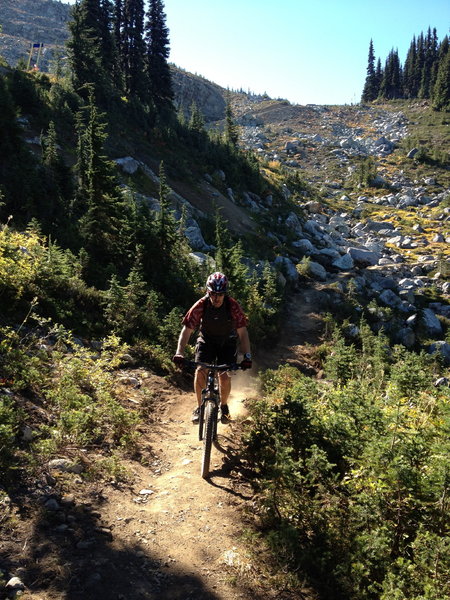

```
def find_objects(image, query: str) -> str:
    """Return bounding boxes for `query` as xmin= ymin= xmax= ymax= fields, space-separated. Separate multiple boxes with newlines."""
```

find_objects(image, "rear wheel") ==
xmin=201 ymin=402 xmax=217 ymax=478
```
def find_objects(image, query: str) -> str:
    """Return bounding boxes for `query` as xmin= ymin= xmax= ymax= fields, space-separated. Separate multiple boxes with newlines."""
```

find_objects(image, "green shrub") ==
xmin=245 ymin=328 xmax=450 ymax=599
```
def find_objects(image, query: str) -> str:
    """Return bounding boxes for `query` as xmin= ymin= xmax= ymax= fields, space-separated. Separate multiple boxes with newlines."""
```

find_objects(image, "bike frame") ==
xmin=187 ymin=361 xmax=239 ymax=478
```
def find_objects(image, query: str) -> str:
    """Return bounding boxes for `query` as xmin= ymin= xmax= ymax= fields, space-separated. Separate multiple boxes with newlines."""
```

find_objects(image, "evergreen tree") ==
xmin=66 ymin=0 xmax=114 ymax=103
xmin=403 ymin=36 xmax=417 ymax=98
xmin=152 ymin=162 xmax=198 ymax=304
xmin=155 ymin=161 xmax=178 ymax=253
xmin=76 ymin=91 xmax=132 ymax=284
xmin=374 ymin=58 xmax=383 ymax=96
xmin=144 ymin=0 xmax=174 ymax=112
xmin=413 ymin=33 xmax=426 ymax=98
xmin=119 ymin=0 xmax=146 ymax=98
xmin=225 ymin=96 xmax=239 ymax=147
xmin=432 ymin=40 xmax=450 ymax=111
xmin=40 ymin=121 xmax=73 ymax=233
xmin=214 ymin=208 xmax=233 ymax=276
xmin=112 ymin=0 xmax=124 ymax=88
xmin=99 ymin=0 xmax=117 ymax=78
xmin=379 ymin=49 xmax=403 ymax=99
xmin=361 ymin=40 xmax=378 ymax=102
xmin=189 ymin=101 xmax=205 ymax=133
xmin=419 ymin=27 xmax=439 ymax=98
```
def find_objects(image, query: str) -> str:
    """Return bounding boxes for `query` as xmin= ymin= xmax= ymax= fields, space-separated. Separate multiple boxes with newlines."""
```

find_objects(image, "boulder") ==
xmin=363 ymin=220 xmax=395 ymax=233
xmin=397 ymin=327 xmax=415 ymax=348
xmin=347 ymin=247 xmax=380 ymax=266
xmin=332 ymin=253 xmax=354 ymax=271
xmin=189 ymin=252 xmax=214 ymax=267
xmin=428 ymin=341 xmax=450 ymax=365
xmin=422 ymin=308 xmax=443 ymax=338
xmin=273 ymin=256 xmax=299 ymax=282
xmin=48 ymin=459 xmax=83 ymax=474
xmin=285 ymin=212 xmax=303 ymax=236
xmin=285 ymin=141 xmax=298 ymax=152
xmin=184 ymin=225 xmax=213 ymax=251
xmin=379 ymin=289 xmax=404 ymax=310
xmin=308 ymin=261 xmax=328 ymax=281
xmin=292 ymin=238 xmax=316 ymax=255
xmin=407 ymin=147 xmax=419 ymax=158
xmin=115 ymin=156 xmax=140 ymax=174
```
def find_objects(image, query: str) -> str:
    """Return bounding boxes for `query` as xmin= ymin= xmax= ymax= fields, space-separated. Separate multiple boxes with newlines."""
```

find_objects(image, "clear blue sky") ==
xmin=65 ymin=0 xmax=450 ymax=105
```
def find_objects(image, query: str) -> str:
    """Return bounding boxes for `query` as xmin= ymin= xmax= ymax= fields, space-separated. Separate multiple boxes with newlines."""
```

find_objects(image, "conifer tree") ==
xmin=189 ymin=101 xmax=205 ymax=133
xmin=152 ymin=162 xmax=198 ymax=304
xmin=144 ymin=0 xmax=174 ymax=112
xmin=374 ymin=58 xmax=383 ymax=97
xmin=379 ymin=49 xmax=403 ymax=99
xmin=403 ymin=36 xmax=417 ymax=98
xmin=119 ymin=0 xmax=146 ymax=98
xmin=76 ymin=91 xmax=132 ymax=284
xmin=99 ymin=0 xmax=117 ymax=78
xmin=67 ymin=0 xmax=114 ymax=102
xmin=419 ymin=27 xmax=439 ymax=98
xmin=225 ymin=96 xmax=239 ymax=148
xmin=361 ymin=40 xmax=378 ymax=102
xmin=432 ymin=39 xmax=450 ymax=111
xmin=41 ymin=121 xmax=73 ymax=232
xmin=155 ymin=161 xmax=178 ymax=252
xmin=413 ymin=33 xmax=426 ymax=98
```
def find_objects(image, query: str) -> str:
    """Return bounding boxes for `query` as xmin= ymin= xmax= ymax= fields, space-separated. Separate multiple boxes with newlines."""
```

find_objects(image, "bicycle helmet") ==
xmin=206 ymin=272 xmax=228 ymax=293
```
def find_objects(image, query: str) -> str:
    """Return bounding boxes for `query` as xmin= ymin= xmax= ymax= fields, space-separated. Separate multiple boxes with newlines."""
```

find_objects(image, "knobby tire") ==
xmin=201 ymin=402 xmax=217 ymax=478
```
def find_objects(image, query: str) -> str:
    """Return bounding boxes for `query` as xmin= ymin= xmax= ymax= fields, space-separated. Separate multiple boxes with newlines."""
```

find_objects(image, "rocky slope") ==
xmin=0 ymin=0 xmax=71 ymax=70
xmin=0 ymin=0 xmax=226 ymax=121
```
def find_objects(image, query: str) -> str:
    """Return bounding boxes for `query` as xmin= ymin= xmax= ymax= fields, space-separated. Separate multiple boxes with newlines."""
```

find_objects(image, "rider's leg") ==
xmin=194 ymin=367 xmax=207 ymax=406
xmin=218 ymin=372 xmax=231 ymax=406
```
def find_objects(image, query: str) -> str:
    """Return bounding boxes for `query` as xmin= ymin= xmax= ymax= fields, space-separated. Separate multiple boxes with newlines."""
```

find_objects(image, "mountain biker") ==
xmin=173 ymin=272 xmax=252 ymax=423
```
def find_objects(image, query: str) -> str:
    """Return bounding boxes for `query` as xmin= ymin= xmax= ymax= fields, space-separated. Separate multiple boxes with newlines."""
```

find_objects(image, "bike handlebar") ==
xmin=183 ymin=360 xmax=241 ymax=371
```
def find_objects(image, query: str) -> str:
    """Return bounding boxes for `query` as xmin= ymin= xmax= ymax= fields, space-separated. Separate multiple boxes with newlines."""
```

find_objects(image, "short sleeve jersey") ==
xmin=182 ymin=295 xmax=248 ymax=332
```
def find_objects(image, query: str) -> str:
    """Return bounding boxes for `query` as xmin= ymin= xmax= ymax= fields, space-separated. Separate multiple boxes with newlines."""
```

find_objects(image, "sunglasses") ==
xmin=209 ymin=292 xmax=225 ymax=297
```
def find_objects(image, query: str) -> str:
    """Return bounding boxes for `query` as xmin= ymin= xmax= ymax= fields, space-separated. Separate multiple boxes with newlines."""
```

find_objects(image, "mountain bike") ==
xmin=188 ymin=361 xmax=240 ymax=478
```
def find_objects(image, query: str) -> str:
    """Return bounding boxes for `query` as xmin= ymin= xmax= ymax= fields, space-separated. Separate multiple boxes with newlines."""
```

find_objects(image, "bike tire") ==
xmin=198 ymin=403 xmax=205 ymax=441
xmin=201 ymin=402 xmax=217 ymax=478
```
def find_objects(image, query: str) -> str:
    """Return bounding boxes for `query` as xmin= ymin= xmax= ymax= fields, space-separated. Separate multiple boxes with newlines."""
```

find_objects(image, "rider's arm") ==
xmin=237 ymin=326 xmax=251 ymax=356
xmin=175 ymin=325 xmax=193 ymax=356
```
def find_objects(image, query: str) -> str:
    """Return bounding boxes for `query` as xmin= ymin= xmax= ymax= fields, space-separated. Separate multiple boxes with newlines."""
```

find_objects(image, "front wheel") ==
xmin=201 ymin=402 xmax=217 ymax=478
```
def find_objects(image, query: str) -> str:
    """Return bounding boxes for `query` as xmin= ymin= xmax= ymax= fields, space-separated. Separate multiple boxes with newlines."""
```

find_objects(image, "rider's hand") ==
xmin=173 ymin=354 xmax=185 ymax=368
xmin=240 ymin=358 xmax=252 ymax=371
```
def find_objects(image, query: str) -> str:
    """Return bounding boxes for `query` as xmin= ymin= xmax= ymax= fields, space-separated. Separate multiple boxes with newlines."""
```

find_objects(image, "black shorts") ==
xmin=195 ymin=335 xmax=237 ymax=366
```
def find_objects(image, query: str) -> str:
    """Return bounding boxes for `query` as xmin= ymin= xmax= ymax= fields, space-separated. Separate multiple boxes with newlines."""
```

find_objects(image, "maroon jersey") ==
xmin=182 ymin=295 xmax=248 ymax=336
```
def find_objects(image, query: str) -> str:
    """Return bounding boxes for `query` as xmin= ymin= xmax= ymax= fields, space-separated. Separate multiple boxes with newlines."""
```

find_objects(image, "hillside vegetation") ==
xmin=1 ymin=3 xmax=450 ymax=599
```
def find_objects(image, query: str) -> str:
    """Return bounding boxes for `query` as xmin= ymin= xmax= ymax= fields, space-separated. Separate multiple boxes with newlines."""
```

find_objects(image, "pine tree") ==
xmin=189 ymin=101 xmax=205 ymax=133
xmin=379 ymin=49 xmax=403 ymax=99
xmin=419 ymin=27 xmax=439 ymax=98
xmin=214 ymin=208 xmax=233 ymax=276
xmin=155 ymin=161 xmax=178 ymax=252
xmin=119 ymin=0 xmax=146 ymax=98
xmin=225 ymin=96 xmax=239 ymax=147
xmin=99 ymin=0 xmax=117 ymax=78
xmin=375 ymin=58 xmax=383 ymax=97
xmin=67 ymin=0 xmax=113 ymax=103
xmin=41 ymin=121 xmax=73 ymax=231
xmin=403 ymin=36 xmax=417 ymax=98
xmin=76 ymin=91 xmax=132 ymax=284
xmin=144 ymin=0 xmax=174 ymax=112
xmin=361 ymin=40 xmax=378 ymax=102
xmin=413 ymin=33 xmax=426 ymax=98
xmin=432 ymin=40 xmax=450 ymax=111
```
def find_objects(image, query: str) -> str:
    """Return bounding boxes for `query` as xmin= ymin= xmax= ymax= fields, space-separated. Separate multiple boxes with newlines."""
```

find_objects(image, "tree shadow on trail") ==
xmin=1 ymin=483 xmax=223 ymax=600
xmin=204 ymin=433 xmax=255 ymax=499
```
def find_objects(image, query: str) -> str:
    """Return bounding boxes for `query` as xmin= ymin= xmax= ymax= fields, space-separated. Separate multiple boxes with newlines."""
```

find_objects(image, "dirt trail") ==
xmin=97 ymin=372 xmax=263 ymax=600
xmin=2 ymin=286 xmax=323 ymax=600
